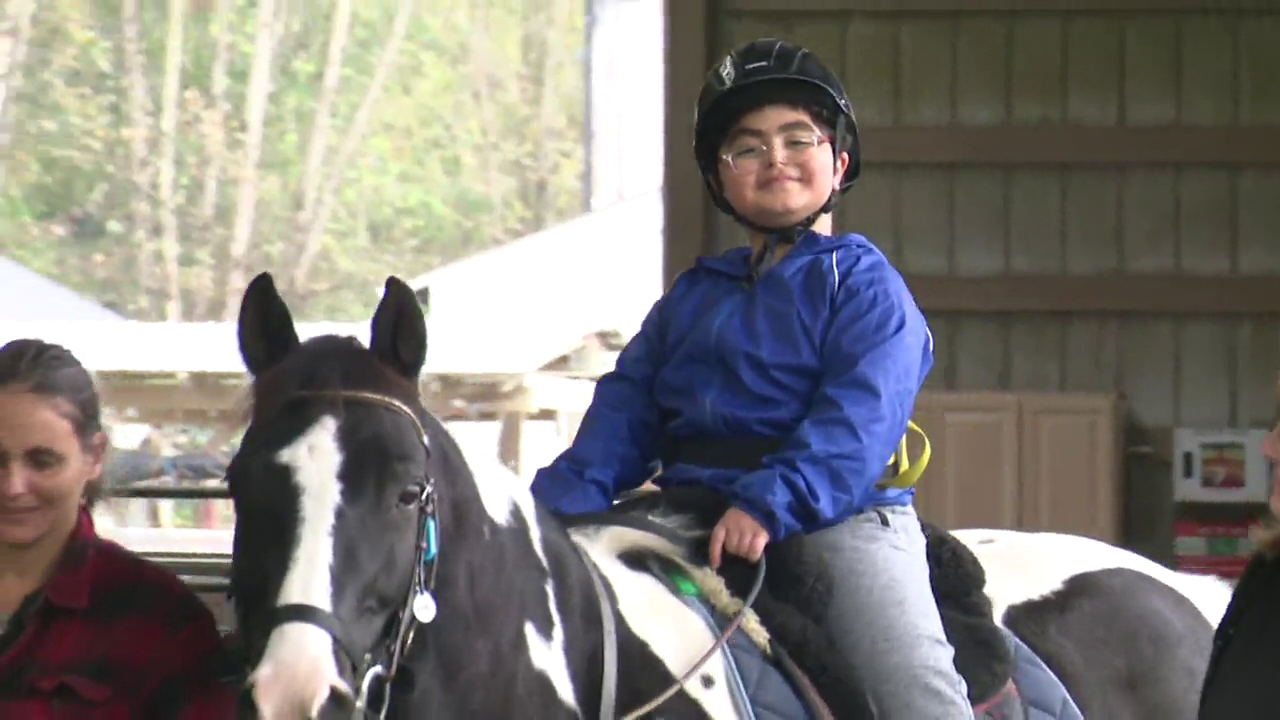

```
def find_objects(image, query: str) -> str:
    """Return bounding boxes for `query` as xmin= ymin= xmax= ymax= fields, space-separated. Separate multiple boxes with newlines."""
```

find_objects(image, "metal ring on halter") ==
xmin=356 ymin=664 xmax=388 ymax=717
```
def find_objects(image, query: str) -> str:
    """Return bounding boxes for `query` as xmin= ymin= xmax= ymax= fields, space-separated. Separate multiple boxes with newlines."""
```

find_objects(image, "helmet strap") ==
xmin=716 ymin=132 xmax=847 ymax=286
xmin=733 ymin=188 xmax=839 ymax=243
xmin=834 ymin=114 xmax=850 ymax=153
xmin=733 ymin=188 xmax=842 ymax=286
xmin=746 ymin=233 xmax=783 ymax=283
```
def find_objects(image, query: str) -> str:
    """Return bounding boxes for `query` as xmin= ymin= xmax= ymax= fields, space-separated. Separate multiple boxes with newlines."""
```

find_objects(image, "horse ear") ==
xmin=369 ymin=275 xmax=427 ymax=381
xmin=237 ymin=272 xmax=301 ymax=377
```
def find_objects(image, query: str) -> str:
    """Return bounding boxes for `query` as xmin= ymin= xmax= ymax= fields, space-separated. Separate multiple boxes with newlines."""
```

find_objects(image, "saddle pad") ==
xmin=1002 ymin=627 xmax=1084 ymax=720
xmin=680 ymin=594 xmax=814 ymax=720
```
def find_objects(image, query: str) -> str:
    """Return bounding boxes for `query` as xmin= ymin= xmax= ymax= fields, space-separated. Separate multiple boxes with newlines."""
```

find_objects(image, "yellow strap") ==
xmin=878 ymin=420 xmax=930 ymax=490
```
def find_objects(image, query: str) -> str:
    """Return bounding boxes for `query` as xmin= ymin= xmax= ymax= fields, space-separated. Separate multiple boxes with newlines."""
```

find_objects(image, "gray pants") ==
xmin=805 ymin=504 xmax=974 ymax=719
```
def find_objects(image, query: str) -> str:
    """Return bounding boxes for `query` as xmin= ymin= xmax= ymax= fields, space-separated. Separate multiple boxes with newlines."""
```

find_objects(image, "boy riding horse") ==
xmin=531 ymin=38 xmax=972 ymax=719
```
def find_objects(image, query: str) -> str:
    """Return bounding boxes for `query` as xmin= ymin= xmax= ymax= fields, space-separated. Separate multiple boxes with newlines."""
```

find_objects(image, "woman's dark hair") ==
xmin=0 ymin=339 xmax=106 ymax=506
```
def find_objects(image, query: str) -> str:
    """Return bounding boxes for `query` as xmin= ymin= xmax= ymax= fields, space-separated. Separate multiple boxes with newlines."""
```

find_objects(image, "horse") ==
xmin=225 ymin=270 xmax=1231 ymax=719
xmin=946 ymin=528 xmax=1232 ymax=719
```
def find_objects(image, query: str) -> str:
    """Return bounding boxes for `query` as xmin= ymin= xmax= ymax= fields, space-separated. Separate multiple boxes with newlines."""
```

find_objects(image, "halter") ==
xmin=260 ymin=389 xmax=439 ymax=720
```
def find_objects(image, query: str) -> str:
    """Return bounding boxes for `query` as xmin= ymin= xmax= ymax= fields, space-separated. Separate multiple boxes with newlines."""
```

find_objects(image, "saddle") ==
xmin=601 ymin=485 xmax=1025 ymax=720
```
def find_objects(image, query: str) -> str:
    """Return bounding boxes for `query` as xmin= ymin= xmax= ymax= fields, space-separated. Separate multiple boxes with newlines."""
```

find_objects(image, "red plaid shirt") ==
xmin=0 ymin=510 xmax=237 ymax=718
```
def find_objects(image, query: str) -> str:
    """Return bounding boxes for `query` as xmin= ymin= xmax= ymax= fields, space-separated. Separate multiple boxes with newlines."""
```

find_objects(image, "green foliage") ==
xmin=0 ymin=0 xmax=586 ymax=320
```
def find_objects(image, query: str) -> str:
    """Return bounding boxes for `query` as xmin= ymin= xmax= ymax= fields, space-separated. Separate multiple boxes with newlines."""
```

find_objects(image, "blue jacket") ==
xmin=530 ymin=231 xmax=934 ymax=539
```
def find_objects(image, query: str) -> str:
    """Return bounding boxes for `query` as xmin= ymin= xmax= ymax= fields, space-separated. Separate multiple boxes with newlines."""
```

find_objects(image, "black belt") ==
xmin=658 ymin=435 xmax=899 ymax=480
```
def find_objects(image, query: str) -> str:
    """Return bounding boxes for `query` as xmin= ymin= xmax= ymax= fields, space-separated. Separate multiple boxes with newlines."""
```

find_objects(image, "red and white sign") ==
xmin=1173 ymin=519 xmax=1261 ymax=579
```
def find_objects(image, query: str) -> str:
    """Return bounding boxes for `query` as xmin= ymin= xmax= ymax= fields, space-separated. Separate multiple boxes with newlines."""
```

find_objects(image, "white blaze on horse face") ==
xmin=249 ymin=415 xmax=350 ymax=720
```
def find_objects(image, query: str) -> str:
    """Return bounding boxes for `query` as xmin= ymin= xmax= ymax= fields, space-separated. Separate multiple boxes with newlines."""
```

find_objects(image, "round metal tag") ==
xmin=412 ymin=591 xmax=438 ymax=624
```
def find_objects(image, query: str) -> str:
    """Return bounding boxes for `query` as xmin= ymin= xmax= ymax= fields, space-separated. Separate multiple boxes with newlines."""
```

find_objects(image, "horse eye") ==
xmin=397 ymin=484 xmax=423 ymax=508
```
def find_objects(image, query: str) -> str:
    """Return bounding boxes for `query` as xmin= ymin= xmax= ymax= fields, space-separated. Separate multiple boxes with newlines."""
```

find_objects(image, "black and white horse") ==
xmin=947 ymin=528 xmax=1232 ymax=719
xmin=225 ymin=270 xmax=1232 ymax=720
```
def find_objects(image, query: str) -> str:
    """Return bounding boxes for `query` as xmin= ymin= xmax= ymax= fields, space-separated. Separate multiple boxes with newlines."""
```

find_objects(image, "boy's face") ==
xmin=716 ymin=104 xmax=848 ymax=230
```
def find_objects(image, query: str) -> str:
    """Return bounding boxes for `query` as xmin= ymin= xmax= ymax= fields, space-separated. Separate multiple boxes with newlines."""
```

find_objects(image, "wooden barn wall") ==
xmin=709 ymin=10 xmax=1280 ymax=430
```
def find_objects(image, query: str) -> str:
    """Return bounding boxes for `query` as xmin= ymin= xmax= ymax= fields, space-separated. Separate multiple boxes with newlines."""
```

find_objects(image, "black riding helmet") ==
xmin=694 ymin=38 xmax=861 ymax=240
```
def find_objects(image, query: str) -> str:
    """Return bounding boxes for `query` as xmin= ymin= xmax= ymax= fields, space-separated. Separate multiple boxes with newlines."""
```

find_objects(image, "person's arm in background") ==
xmin=530 ymin=291 xmax=672 ymax=514
xmin=727 ymin=270 xmax=933 ymax=540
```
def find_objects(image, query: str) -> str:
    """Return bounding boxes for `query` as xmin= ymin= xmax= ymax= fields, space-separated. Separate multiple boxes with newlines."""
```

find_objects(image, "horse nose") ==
xmin=244 ymin=673 xmax=352 ymax=720
xmin=238 ymin=686 xmax=352 ymax=720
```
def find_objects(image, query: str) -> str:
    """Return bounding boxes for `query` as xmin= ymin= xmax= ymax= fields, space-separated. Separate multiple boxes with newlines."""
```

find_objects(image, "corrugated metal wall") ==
xmin=710 ymin=10 xmax=1280 ymax=429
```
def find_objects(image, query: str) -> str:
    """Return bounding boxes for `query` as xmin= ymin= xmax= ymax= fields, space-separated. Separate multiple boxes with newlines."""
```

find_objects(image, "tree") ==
xmin=0 ymin=0 xmax=36 ymax=189
xmin=0 ymin=0 xmax=585 ymax=321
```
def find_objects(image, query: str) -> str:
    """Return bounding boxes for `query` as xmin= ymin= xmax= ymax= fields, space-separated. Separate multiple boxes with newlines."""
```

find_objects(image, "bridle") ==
xmin=256 ymin=389 xmax=440 ymax=719
xmin=248 ymin=388 xmax=765 ymax=720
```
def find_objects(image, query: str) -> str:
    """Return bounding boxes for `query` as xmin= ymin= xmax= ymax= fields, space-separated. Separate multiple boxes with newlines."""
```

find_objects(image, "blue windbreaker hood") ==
xmin=531 ymin=230 xmax=933 ymax=539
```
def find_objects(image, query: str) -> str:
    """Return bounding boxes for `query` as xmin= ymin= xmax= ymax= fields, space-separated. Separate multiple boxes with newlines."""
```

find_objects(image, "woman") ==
xmin=532 ymin=39 xmax=972 ymax=719
xmin=1198 ymin=415 xmax=1280 ymax=719
xmin=0 ymin=338 xmax=235 ymax=718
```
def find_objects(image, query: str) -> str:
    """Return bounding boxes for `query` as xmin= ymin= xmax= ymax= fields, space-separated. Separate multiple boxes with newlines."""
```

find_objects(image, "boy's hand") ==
xmin=708 ymin=507 xmax=769 ymax=569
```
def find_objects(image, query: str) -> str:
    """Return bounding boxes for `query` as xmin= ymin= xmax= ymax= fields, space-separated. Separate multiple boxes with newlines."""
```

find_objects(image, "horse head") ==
xmin=226 ymin=272 xmax=756 ymax=720
xmin=228 ymin=271 xmax=466 ymax=719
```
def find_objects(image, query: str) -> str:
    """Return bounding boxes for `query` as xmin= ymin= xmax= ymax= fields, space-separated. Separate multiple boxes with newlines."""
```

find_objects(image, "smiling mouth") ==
xmin=759 ymin=177 xmax=799 ymax=189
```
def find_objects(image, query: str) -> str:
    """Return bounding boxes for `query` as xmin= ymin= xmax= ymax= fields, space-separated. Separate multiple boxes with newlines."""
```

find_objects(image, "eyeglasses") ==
xmin=720 ymin=133 xmax=830 ymax=174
